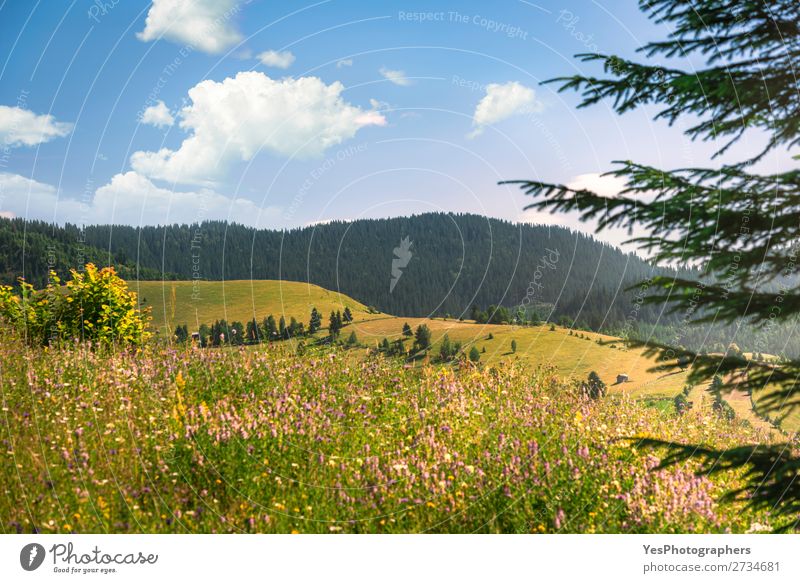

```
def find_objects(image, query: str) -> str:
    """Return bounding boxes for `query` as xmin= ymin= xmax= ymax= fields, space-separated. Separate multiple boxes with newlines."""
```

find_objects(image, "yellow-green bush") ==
xmin=0 ymin=263 xmax=149 ymax=347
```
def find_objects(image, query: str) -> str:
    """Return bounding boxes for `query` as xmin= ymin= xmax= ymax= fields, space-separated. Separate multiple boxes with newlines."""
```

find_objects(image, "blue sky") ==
xmin=0 ymin=0 xmax=793 ymax=243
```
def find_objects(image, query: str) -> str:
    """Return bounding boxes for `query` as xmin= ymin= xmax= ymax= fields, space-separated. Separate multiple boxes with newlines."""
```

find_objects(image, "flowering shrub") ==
xmin=0 ymin=337 xmax=780 ymax=533
xmin=0 ymin=264 xmax=149 ymax=347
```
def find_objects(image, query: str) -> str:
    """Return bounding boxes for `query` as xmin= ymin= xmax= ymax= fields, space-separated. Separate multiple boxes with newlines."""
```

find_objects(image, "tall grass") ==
xmin=0 ymin=335 xmax=776 ymax=533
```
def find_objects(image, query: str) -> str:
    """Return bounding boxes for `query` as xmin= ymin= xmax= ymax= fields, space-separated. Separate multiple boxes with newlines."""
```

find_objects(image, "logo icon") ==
xmin=20 ymin=543 xmax=46 ymax=571
xmin=390 ymin=236 xmax=413 ymax=293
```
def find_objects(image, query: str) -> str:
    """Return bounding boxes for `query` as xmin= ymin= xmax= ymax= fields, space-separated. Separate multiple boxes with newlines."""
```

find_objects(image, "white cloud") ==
xmin=257 ymin=49 xmax=295 ymax=69
xmin=0 ymin=172 xmax=82 ymax=223
xmin=140 ymin=101 xmax=175 ymax=128
xmin=379 ymin=67 xmax=412 ymax=86
xmin=566 ymin=172 xmax=628 ymax=198
xmin=469 ymin=81 xmax=542 ymax=137
xmin=0 ymin=171 xmax=281 ymax=227
xmin=0 ymin=106 xmax=73 ymax=147
xmin=137 ymin=0 xmax=243 ymax=54
xmin=336 ymin=58 xmax=353 ymax=68
xmin=518 ymin=172 xmax=639 ymax=250
xmin=130 ymin=71 xmax=387 ymax=185
xmin=93 ymin=171 xmax=280 ymax=226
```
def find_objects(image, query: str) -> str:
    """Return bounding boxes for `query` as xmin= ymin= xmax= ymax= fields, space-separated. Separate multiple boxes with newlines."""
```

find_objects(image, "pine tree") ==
xmin=343 ymin=307 xmax=353 ymax=323
xmin=198 ymin=323 xmax=210 ymax=348
xmin=230 ymin=321 xmax=244 ymax=345
xmin=288 ymin=317 xmax=302 ymax=338
xmin=329 ymin=310 xmax=341 ymax=339
xmin=174 ymin=324 xmax=188 ymax=344
xmin=264 ymin=315 xmax=277 ymax=340
xmin=504 ymin=0 xmax=800 ymax=528
xmin=309 ymin=307 xmax=322 ymax=334
xmin=246 ymin=318 xmax=260 ymax=343
xmin=414 ymin=324 xmax=432 ymax=351
xmin=468 ymin=346 xmax=480 ymax=363
xmin=279 ymin=316 xmax=287 ymax=340
xmin=439 ymin=334 xmax=452 ymax=361
xmin=402 ymin=322 xmax=413 ymax=337
xmin=511 ymin=339 xmax=517 ymax=353
xmin=584 ymin=371 xmax=606 ymax=400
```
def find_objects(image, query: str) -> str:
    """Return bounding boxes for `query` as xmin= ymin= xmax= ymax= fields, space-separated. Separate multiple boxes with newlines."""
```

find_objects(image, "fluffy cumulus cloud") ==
xmin=257 ymin=50 xmax=295 ymax=69
xmin=0 ymin=172 xmax=66 ymax=221
xmin=379 ymin=67 xmax=412 ymax=86
xmin=0 ymin=171 xmax=280 ymax=227
xmin=137 ymin=0 xmax=243 ymax=54
xmin=469 ymin=81 xmax=542 ymax=137
xmin=92 ymin=171 xmax=280 ymax=225
xmin=0 ymin=106 xmax=73 ymax=147
xmin=140 ymin=100 xmax=175 ymax=128
xmin=130 ymin=71 xmax=386 ymax=185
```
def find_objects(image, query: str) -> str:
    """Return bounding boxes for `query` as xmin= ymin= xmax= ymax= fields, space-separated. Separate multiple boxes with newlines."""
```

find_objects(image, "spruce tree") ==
xmin=329 ymin=310 xmax=341 ymax=339
xmin=264 ymin=315 xmax=277 ymax=340
xmin=198 ymin=323 xmax=210 ymax=348
xmin=230 ymin=321 xmax=244 ymax=345
xmin=246 ymin=318 xmax=260 ymax=343
xmin=505 ymin=0 xmax=800 ymax=528
xmin=414 ymin=324 xmax=432 ymax=351
xmin=309 ymin=307 xmax=322 ymax=334
xmin=439 ymin=334 xmax=453 ymax=361
xmin=173 ymin=324 xmax=188 ymax=344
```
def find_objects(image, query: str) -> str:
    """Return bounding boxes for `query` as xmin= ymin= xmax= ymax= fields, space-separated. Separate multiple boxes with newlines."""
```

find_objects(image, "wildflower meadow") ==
xmin=0 ymin=334 xmax=778 ymax=534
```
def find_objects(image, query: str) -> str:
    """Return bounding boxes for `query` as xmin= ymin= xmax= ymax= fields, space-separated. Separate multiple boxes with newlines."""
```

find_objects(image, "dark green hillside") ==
xmin=0 ymin=218 xmax=169 ymax=286
xmin=8 ymin=213 xmax=674 ymax=324
xmin=1 ymin=213 xmax=795 ymax=356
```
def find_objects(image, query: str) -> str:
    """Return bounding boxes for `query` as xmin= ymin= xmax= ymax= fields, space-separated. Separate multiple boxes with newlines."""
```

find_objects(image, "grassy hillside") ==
xmin=136 ymin=279 xmax=383 ymax=336
xmin=752 ymin=384 xmax=800 ymax=433
xmin=139 ymin=279 xmax=690 ymax=399
xmin=350 ymin=317 xmax=691 ymax=398
xmin=141 ymin=279 xmax=800 ymax=432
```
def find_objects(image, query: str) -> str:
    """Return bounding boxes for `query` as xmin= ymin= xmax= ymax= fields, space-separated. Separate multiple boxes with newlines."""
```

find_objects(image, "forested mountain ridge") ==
xmin=3 ymin=213 xmax=796 ymax=356
xmin=0 ymin=213 xmax=673 ymax=324
xmin=0 ymin=218 xmax=171 ymax=286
